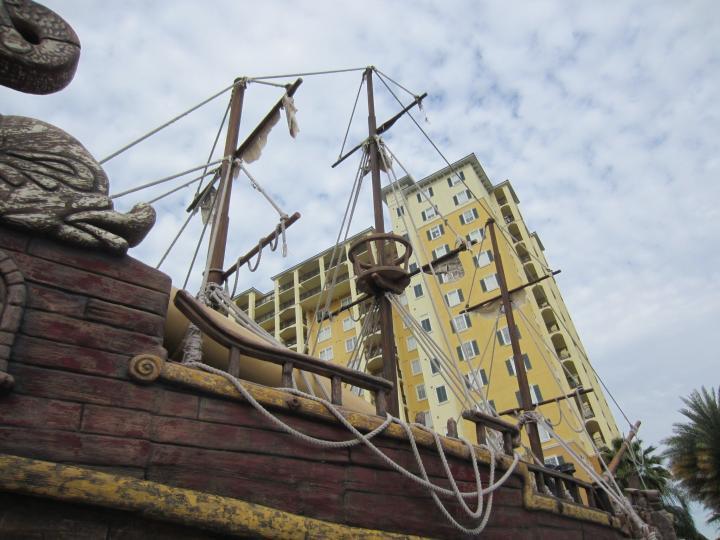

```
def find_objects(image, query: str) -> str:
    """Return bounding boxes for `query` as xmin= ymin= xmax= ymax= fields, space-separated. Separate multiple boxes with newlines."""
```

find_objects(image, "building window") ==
xmin=319 ymin=347 xmax=333 ymax=361
xmin=497 ymin=326 xmax=520 ymax=346
xmin=457 ymin=340 xmax=479 ymax=361
xmin=452 ymin=313 xmax=472 ymax=332
xmin=407 ymin=336 xmax=418 ymax=351
xmin=459 ymin=208 xmax=479 ymax=225
xmin=505 ymin=354 xmax=532 ymax=376
xmin=436 ymin=385 xmax=449 ymax=403
xmin=453 ymin=189 xmax=472 ymax=206
xmin=411 ymin=359 xmax=422 ymax=375
xmin=422 ymin=411 xmax=434 ymax=428
xmin=447 ymin=170 xmax=465 ymax=186
xmin=465 ymin=368 xmax=488 ymax=391
xmin=445 ymin=288 xmax=464 ymax=307
xmin=430 ymin=357 xmax=441 ymax=374
xmin=420 ymin=317 xmax=432 ymax=332
xmin=409 ymin=262 xmax=418 ymax=273
xmin=531 ymin=384 xmax=543 ymax=404
xmin=416 ymin=384 xmax=427 ymax=401
xmin=318 ymin=325 xmax=331 ymax=342
xmin=467 ymin=228 xmax=484 ymax=245
xmin=342 ymin=317 xmax=353 ymax=331
xmin=474 ymin=250 xmax=493 ymax=268
xmin=480 ymin=274 xmax=499 ymax=292
xmin=538 ymin=422 xmax=552 ymax=442
xmin=413 ymin=284 xmax=423 ymax=298
xmin=545 ymin=455 xmax=566 ymax=467
xmin=416 ymin=187 xmax=434 ymax=202
xmin=427 ymin=224 xmax=444 ymax=240
xmin=432 ymin=244 xmax=449 ymax=259
xmin=421 ymin=207 xmax=437 ymax=221
xmin=399 ymin=293 xmax=408 ymax=305
xmin=395 ymin=206 xmax=405 ymax=217
xmin=316 ymin=309 xmax=329 ymax=323
xmin=345 ymin=337 xmax=357 ymax=352
xmin=340 ymin=296 xmax=352 ymax=307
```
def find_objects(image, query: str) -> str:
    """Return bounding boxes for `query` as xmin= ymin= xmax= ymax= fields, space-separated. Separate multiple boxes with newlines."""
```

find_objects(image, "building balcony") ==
xmin=278 ymin=280 xmax=294 ymax=293
xmin=256 ymin=311 xmax=275 ymax=324
xmin=581 ymin=402 xmax=595 ymax=420
xmin=299 ymin=285 xmax=322 ymax=302
xmin=299 ymin=267 xmax=321 ymax=283
xmin=278 ymin=299 xmax=295 ymax=314
xmin=366 ymin=348 xmax=383 ymax=375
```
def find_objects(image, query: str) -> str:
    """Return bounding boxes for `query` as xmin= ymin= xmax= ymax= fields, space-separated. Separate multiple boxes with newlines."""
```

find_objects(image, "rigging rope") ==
xmin=110 ymin=158 xmax=226 ymax=199
xmin=99 ymin=80 xmax=242 ymax=164
xmin=248 ymin=67 xmax=367 ymax=81
xmin=337 ymin=71 xmax=366 ymax=160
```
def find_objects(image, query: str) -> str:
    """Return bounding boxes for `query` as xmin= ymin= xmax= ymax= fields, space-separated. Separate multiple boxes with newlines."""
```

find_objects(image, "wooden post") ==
xmin=365 ymin=67 xmax=399 ymax=417
xmin=205 ymin=79 xmax=246 ymax=286
xmin=487 ymin=219 xmax=544 ymax=463
xmin=605 ymin=421 xmax=641 ymax=478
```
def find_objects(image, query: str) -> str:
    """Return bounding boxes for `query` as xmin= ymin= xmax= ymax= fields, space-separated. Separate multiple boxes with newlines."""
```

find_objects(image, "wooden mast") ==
xmin=205 ymin=78 xmax=247 ymax=286
xmin=365 ymin=67 xmax=400 ymax=417
xmin=487 ymin=218 xmax=545 ymax=463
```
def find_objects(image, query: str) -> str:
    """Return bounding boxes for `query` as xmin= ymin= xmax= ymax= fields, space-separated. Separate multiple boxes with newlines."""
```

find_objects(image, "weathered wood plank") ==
xmin=20 ymin=309 xmax=165 ymax=357
xmin=0 ymin=228 xmax=30 ymax=253
xmin=11 ymin=334 xmax=129 ymax=377
xmin=26 ymin=283 xmax=87 ymax=318
xmin=10 ymin=251 xmax=168 ymax=316
xmin=155 ymin=390 xmax=199 ymax=419
xmin=0 ymin=394 xmax=82 ymax=430
xmin=81 ymin=404 xmax=151 ymax=439
xmin=10 ymin=364 xmax=158 ymax=412
xmin=85 ymin=297 xmax=165 ymax=336
xmin=28 ymin=237 xmax=171 ymax=294
xmin=151 ymin=416 xmax=349 ymax=464
xmin=0 ymin=427 xmax=150 ymax=466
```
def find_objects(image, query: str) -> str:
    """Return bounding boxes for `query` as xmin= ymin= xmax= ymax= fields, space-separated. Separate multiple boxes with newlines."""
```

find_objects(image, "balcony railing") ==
xmin=256 ymin=312 xmax=275 ymax=324
xmin=256 ymin=295 xmax=273 ymax=307
xmin=300 ymin=286 xmax=321 ymax=301
xmin=279 ymin=318 xmax=296 ymax=331
xmin=279 ymin=299 xmax=295 ymax=311
xmin=582 ymin=402 xmax=595 ymax=419
xmin=299 ymin=268 xmax=320 ymax=282
xmin=278 ymin=281 xmax=294 ymax=293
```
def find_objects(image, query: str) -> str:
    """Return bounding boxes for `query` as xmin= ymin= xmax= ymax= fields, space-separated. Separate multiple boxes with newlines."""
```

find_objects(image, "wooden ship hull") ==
xmin=0 ymin=224 xmax=632 ymax=539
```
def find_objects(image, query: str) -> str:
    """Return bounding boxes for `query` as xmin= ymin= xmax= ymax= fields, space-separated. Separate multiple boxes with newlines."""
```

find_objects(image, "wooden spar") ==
xmin=497 ymin=387 xmax=595 ymax=416
xmin=205 ymin=79 xmax=246 ymax=286
xmin=331 ymin=91 xmax=427 ymax=168
xmin=604 ymin=421 xmax=641 ymax=478
xmin=221 ymin=211 xmax=301 ymax=282
xmin=487 ymin=218 xmax=545 ymax=463
xmin=462 ymin=270 xmax=562 ymax=314
xmin=234 ymin=78 xmax=303 ymax=159
xmin=366 ymin=67 xmax=400 ymax=417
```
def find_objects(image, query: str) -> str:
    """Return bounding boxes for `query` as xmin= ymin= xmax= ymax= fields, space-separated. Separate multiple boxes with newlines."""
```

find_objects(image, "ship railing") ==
xmin=526 ymin=463 xmax=614 ymax=513
xmin=174 ymin=290 xmax=394 ymax=416
xmin=461 ymin=409 xmax=521 ymax=455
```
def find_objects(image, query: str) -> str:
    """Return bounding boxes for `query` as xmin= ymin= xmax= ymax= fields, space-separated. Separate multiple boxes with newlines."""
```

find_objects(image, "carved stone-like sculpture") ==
xmin=0 ymin=115 xmax=155 ymax=254
xmin=0 ymin=0 xmax=81 ymax=94
xmin=1 ymin=0 xmax=156 ymax=254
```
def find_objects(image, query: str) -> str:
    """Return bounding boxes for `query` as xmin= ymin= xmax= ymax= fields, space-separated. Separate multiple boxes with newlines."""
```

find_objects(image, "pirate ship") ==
xmin=0 ymin=1 xmax=673 ymax=538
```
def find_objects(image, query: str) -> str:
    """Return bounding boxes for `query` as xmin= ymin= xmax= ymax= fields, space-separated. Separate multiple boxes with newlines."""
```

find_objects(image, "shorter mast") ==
xmin=205 ymin=79 xmax=247 ymax=287
xmin=487 ymin=218 xmax=545 ymax=463
xmin=365 ymin=67 xmax=400 ymax=417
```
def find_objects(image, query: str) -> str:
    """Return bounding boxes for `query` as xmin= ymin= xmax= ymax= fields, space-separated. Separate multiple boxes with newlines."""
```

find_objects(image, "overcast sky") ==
xmin=3 ymin=0 xmax=718 ymax=532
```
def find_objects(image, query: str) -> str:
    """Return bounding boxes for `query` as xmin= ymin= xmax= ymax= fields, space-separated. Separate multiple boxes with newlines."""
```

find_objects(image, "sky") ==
xmin=2 ymin=0 xmax=719 ymax=533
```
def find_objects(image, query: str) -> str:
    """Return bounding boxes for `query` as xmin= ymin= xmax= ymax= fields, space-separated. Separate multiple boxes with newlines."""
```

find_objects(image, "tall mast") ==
xmin=206 ymin=78 xmax=247 ymax=286
xmin=487 ymin=218 xmax=544 ymax=463
xmin=365 ymin=67 xmax=400 ymax=417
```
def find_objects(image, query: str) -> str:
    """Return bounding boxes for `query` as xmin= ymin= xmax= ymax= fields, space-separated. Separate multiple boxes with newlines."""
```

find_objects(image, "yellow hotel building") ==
xmin=235 ymin=153 xmax=620 ymax=475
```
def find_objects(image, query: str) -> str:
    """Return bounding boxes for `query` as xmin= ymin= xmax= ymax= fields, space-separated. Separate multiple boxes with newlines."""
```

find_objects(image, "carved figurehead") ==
xmin=0 ymin=0 xmax=155 ymax=254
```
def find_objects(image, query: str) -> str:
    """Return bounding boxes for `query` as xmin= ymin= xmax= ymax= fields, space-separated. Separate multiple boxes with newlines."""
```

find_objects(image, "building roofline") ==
xmin=381 ymin=153 xmax=494 ymax=203
xmin=491 ymin=179 xmax=520 ymax=204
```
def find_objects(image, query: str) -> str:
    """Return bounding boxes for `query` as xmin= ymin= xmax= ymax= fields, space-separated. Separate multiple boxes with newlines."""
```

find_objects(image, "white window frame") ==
xmin=422 ymin=206 xmax=437 ymax=221
xmin=429 ymin=357 xmax=441 ymax=374
xmin=538 ymin=422 xmax=552 ymax=442
xmin=447 ymin=170 xmax=465 ymax=186
xmin=531 ymin=384 xmax=543 ymax=405
xmin=467 ymin=228 xmax=484 ymax=244
xmin=545 ymin=455 xmax=565 ymax=467
xmin=459 ymin=340 xmax=479 ymax=360
xmin=318 ymin=325 xmax=332 ymax=342
xmin=433 ymin=244 xmax=449 ymax=259
xmin=445 ymin=289 xmax=463 ymax=307
xmin=407 ymin=336 xmax=418 ymax=351
xmin=413 ymin=283 xmax=424 ymax=298
xmin=423 ymin=411 xmax=434 ymax=428
xmin=420 ymin=317 xmax=432 ymax=333
xmin=460 ymin=208 xmax=479 ymax=225
xmin=497 ymin=326 xmax=512 ymax=346
xmin=416 ymin=383 xmax=427 ymax=401
xmin=344 ymin=337 xmax=357 ymax=352
xmin=435 ymin=385 xmax=449 ymax=403
xmin=480 ymin=273 xmax=499 ymax=292
xmin=452 ymin=313 xmax=471 ymax=332
xmin=474 ymin=250 xmax=493 ymax=268
xmin=319 ymin=347 xmax=333 ymax=361
xmin=429 ymin=224 xmax=443 ymax=240
xmin=342 ymin=317 xmax=353 ymax=331
xmin=410 ymin=359 xmax=422 ymax=375
xmin=340 ymin=296 xmax=352 ymax=308
xmin=454 ymin=190 xmax=471 ymax=205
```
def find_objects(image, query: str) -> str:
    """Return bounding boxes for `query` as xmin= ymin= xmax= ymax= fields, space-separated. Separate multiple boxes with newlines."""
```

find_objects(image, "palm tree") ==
xmin=601 ymin=437 xmax=671 ymax=492
xmin=664 ymin=387 xmax=720 ymax=527
xmin=663 ymin=484 xmax=709 ymax=540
